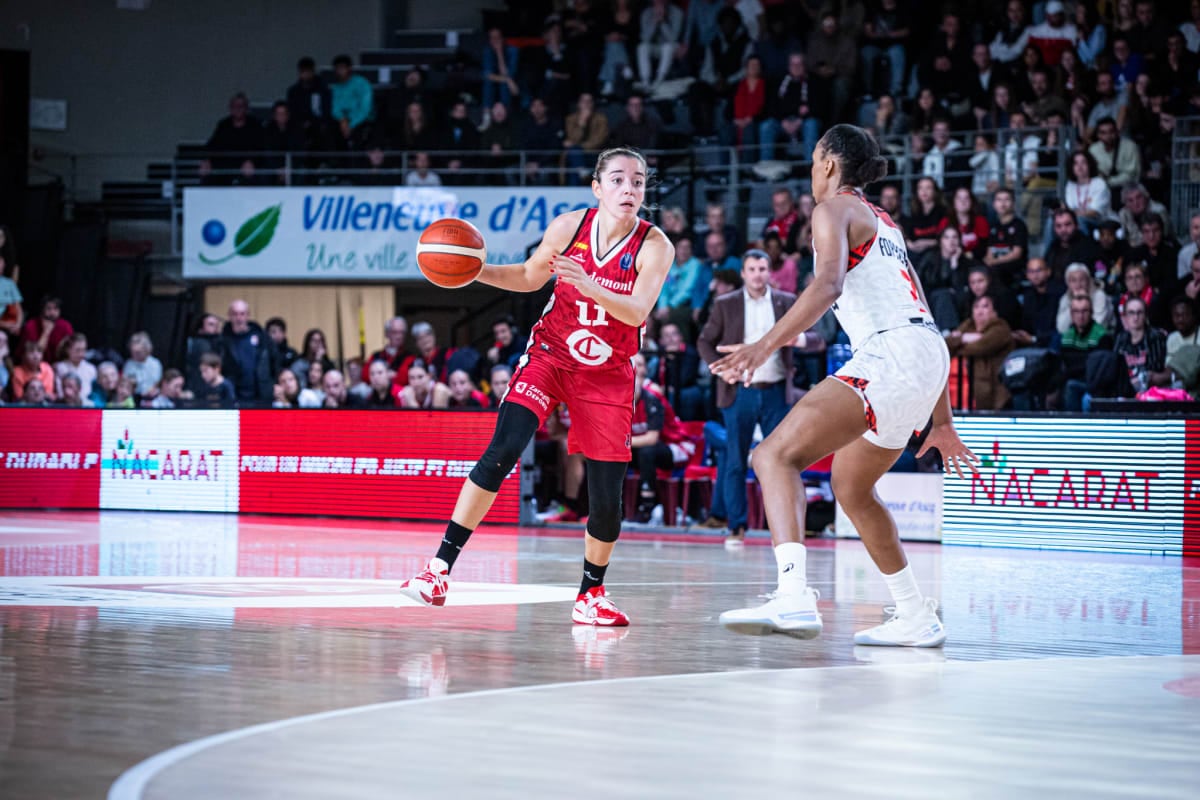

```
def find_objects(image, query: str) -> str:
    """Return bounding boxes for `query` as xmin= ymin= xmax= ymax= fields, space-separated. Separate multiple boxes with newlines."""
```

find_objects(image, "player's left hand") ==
xmin=711 ymin=341 xmax=769 ymax=387
xmin=917 ymin=423 xmax=980 ymax=480
xmin=549 ymin=254 xmax=599 ymax=299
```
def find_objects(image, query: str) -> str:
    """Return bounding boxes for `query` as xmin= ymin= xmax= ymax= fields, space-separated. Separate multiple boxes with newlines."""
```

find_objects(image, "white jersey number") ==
xmin=576 ymin=300 xmax=609 ymax=327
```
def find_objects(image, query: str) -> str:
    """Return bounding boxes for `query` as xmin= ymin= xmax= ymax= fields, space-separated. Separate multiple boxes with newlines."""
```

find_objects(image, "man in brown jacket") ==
xmin=698 ymin=249 xmax=796 ymax=543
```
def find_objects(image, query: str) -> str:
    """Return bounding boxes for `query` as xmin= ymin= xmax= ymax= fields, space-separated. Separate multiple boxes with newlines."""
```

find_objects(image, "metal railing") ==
xmin=1171 ymin=116 xmax=1200 ymax=238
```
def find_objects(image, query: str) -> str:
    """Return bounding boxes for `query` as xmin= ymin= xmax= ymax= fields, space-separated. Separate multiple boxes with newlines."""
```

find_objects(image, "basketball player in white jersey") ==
xmin=711 ymin=124 xmax=978 ymax=647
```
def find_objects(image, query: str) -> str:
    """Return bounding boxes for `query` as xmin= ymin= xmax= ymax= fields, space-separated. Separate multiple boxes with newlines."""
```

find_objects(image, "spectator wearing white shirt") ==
xmin=122 ymin=331 xmax=163 ymax=398
xmin=54 ymin=332 xmax=96 ymax=398
xmin=404 ymin=151 xmax=442 ymax=187
xmin=1062 ymin=149 xmax=1112 ymax=235
xmin=921 ymin=119 xmax=961 ymax=190
xmin=1183 ymin=0 xmax=1200 ymax=53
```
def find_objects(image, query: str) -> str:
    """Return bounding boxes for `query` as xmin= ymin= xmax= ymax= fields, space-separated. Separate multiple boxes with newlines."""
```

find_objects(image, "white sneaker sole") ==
xmin=399 ymin=582 xmax=444 ymax=607
xmin=719 ymin=614 xmax=823 ymax=640
xmin=853 ymin=630 xmax=947 ymax=648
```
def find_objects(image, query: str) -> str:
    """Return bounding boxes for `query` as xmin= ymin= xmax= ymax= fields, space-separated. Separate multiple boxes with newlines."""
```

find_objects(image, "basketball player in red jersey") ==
xmin=401 ymin=147 xmax=674 ymax=626
xmin=711 ymin=125 xmax=978 ymax=647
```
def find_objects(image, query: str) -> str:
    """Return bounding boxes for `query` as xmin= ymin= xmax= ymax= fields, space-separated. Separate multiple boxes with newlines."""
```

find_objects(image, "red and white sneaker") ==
xmin=571 ymin=585 xmax=630 ymax=626
xmin=399 ymin=557 xmax=450 ymax=607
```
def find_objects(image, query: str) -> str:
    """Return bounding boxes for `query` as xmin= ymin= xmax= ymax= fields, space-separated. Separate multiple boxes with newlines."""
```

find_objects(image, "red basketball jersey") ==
xmin=526 ymin=208 xmax=654 ymax=371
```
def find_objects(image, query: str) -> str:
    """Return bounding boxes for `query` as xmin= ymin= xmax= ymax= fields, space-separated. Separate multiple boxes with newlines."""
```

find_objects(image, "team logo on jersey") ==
xmin=566 ymin=329 xmax=614 ymax=366
xmin=619 ymin=252 xmax=633 ymax=270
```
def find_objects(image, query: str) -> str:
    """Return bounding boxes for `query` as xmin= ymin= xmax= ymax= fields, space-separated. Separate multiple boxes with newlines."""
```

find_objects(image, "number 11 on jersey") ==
xmin=576 ymin=300 xmax=609 ymax=327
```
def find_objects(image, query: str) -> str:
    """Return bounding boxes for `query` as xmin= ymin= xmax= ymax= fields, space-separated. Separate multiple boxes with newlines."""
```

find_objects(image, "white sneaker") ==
xmin=719 ymin=587 xmax=822 ymax=639
xmin=854 ymin=598 xmax=946 ymax=647
xmin=399 ymin=558 xmax=450 ymax=607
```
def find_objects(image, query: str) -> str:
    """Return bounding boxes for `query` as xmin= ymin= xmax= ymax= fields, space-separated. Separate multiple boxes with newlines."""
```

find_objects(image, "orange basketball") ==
xmin=416 ymin=218 xmax=486 ymax=288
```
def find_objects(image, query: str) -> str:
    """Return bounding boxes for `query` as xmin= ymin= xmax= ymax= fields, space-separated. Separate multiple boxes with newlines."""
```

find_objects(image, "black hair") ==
xmin=38 ymin=295 xmax=61 ymax=312
xmin=1142 ymin=212 xmax=1165 ymax=231
xmin=742 ymin=248 xmax=770 ymax=265
xmin=1171 ymin=295 xmax=1196 ymax=311
xmin=492 ymin=314 xmax=516 ymax=329
xmin=333 ymin=54 xmax=353 ymax=68
xmin=0 ymin=224 xmax=17 ymax=277
xmin=714 ymin=268 xmax=743 ymax=289
xmin=819 ymin=124 xmax=889 ymax=188
xmin=265 ymin=316 xmax=287 ymax=331
xmin=297 ymin=56 xmax=316 ymax=72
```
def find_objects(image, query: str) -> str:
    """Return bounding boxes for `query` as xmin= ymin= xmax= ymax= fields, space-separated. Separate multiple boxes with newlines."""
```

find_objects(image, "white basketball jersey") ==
xmin=826 ymin=194 xmax=932 ymax=349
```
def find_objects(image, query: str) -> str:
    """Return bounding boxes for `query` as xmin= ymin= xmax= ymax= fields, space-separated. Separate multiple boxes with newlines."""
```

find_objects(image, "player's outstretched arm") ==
xmin=476 ymin=211 xmax=583 ymax=293
xmin=552 ymin=229 xmax=674 ymax=327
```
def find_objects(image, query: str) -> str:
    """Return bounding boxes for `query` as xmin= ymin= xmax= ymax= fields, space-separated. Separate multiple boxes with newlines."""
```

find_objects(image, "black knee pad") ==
xmin=468 ymin=403 xmax=540 ymax=492
xmin=585 ymin=459 xmax=627 ymax=543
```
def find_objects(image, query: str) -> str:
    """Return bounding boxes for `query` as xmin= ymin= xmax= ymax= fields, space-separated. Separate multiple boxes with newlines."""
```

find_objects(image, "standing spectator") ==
xmin=487 ymin=364 xmax=512 ymax=408
xmin=562 ymin=93 xmax=609 ymax=185
xmin=290 ymin=328 xmax=336 ymax=389
xmin=1118 ymin=184 xmax=1172 ymax=248
xmin=364 ymin=360 xmax=398 ymax=408
xmin=1050 ymin=294 xmax=1113 ymax=411
xmin=9 ymin=341 xmax=55 ymax=402
xmin=945 ymin=295 xmax=1014 ymax=410
xmin=366 ymin=316 xmax=410 ymax=383
xmin=398 ymin=358 xmax=451 ymax=409
xmin=1046 ymin=209 xmax=1101 ymax=281
xmin=90 ymin=361 xmax=119 ymax=407
xmin=1128 ymin=214 xmax=1181 ymax=292
xmin=19 ymin=295 xmax=73 ymax=364
xmin=265 ymin=316 xmax=298 ymax=375
xmin=221 ymin=299 xmax=273 ymax=404
xmin=950 ymin=187 xmax=989 ymax=260
xmin=638 ymin=0 xmax=684 ymax=92
xmin=411 ymin=321 xmax=454 ymax=383
xmin=806 ymin=11 xmax=855 ymax=124
xmin=1013 ymin=258 xmax=1065 ymax=348
xmin=608 ymin=93 xmax=660 ymax=151
xmin=649 ymin=321 xmax=703 ymax=421
xmin=447 ymin=370 xmax=489 ymax=409
xmin=487 ymin=316 xmax=527 ymax=370
xmin=186 ymin=313 xmax=226 ymax=397
xmin=759 ymin=53 xmax=824 ymax=162
xmin=198 ymin=93 xmax=264 ymax=185
xmin=984 ymin=188 xmax=1029 ymax=287
xmin=1063 ymin=149 xmax=1113 ymax=235
xmin=331 ymin=55 xmax=373 ymax=140
xmin=197 ymin=352 xmax=236 ymax=408
xmin=517 ymin=97 xmax=562 ymax=185
xmin=1088 ymin=118 xmax=1142 ymax=192
xmin=697 ymin=250 xmax=795 ymax=544
xmin=148 ymin=369 xmax=188 ymax=409
xmin=1178 ymin=212 xmax=1200 ymax=280
xmin=860 ymin=0 xmax=910 ymax=99
xmin=903 ymin=176 xmax=948 ymax=256
xmin=261 ymin=102 xmax=305 ymax=184
xmin=122 ymin=331 xmax=163 ymax=398
xmin=54 ymin=333 xmax=96 ymax=398
xmin=482 ymin=27 xmax=520 ymax=110
xmin=286 ymin=56 xmax=333 ymax=151
xmin=1056 ymin=262 xmax=1114 ymax=334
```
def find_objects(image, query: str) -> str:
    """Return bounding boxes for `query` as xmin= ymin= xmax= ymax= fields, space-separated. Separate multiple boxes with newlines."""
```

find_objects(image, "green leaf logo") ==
xmin=199 ymin=204 xmax=282 ymax=265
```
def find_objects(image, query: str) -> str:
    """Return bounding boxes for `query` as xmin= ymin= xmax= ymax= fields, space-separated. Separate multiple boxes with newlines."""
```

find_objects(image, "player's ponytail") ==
xmin=820 ymin=124 xmax=889 ymax=188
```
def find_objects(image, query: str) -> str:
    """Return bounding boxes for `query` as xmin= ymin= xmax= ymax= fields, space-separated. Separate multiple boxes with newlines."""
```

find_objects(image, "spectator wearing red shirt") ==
xmin=732 ymin=55 xmax=767 ymax=150
xmin=950 ymin=187 xmax=990 ymax=260
xmin=20 ymin=295 xmax=73 ymax=365
xmin=396 ymin=322 xmax=454 ymax=389
xmin=760 ymin=187 xmax=802 ymax=254
xmin=364 ymin=315 xmax=410 ymax=383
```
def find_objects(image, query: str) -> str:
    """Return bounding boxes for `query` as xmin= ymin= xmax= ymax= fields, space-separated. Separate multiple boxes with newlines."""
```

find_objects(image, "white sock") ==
xmin=883 ymin=566 xmax=924 ymax=618
xmin=774 ymin=541 xmax=807 ymax=595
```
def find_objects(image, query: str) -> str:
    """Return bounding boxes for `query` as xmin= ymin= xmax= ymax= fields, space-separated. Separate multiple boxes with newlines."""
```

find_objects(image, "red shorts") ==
xmin=505 ymin=351 xmax=634 ymax=461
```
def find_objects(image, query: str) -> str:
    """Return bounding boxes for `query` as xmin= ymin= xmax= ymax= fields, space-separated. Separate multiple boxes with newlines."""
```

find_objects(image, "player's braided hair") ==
xmin=820 ymin=124 xmax=889 ymax=188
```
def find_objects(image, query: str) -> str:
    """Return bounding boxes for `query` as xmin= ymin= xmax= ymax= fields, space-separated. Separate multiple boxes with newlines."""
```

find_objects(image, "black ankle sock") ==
xmin=579 ymin=559 xmax=608 ymax=596
xmin=436 ymin=521 xmax=474 ymax=572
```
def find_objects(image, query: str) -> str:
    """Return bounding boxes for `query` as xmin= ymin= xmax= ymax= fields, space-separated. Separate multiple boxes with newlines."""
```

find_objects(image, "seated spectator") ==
xmin=487 ymin=316 xmax=527 ymax=369
xmin=54 ymin=332 xmax=96 ymax=398
xmin=482 ymin=26 xmax=520 ymax=110
xmin=344 ymin=357 xmax=371 ymax=402
xmin=58 ymin=373 xmax=91 ymax=408
xmin=122 ymin=331 xmax=163 ymax=398
xmin=487 ymin=364 xmax=512 ymax=408
xmin=398 ymin=358 xmax=450 ymax=409
xmin=109 ymin=375 xmax=136 ymax=409
xmin=523 ymin=19 xmax=574 ymax=117
xmin=696 ymin=266 xmax=742 ymax=331
xmin=197 ymin=352 xmax=235 ymax=408
xmin=409 ymin=321 xmax=453 ymax=384
xmin=290 ymin=328 xmax=335 ymax=389
xmin=1095 ymin=219 xmax=1130 ymax=291
xmin=404 ymin=151 xmax=442 ymax=187
xmin=950 ymin=187 xmax=990 ymax=260
xmin=221 ymin=300 xmax=274 ymax=404
xmin=198 ymin=93 xmax=263 ymax=185
xmin=960 ymin=265 xmax=1020 ymax=329
xmin=480 ymin=102 xmax=516 ymax=183
xmin=1117 ymin=262 xmax=1169 ymax=331
xmin=1128 ymin=213 xmax=1180 ymax=290
xmin=443 ymin=100 xmax=481 ymax=175
xmin=806 ymin=10 xmax=855 ymax=125
xmin=20 ymin=377 xmax=49 ymax=407
xmin=1088 ymin=118 xmax=1142 ymax=192
xmin=990 ymin=0 xmax=1031 ymax=66
xmin=0 ymin=224 xmax=21 ymax=283
xmin=20 ymin=295 xmax=73 ymax=365
xmin=186 ymin=313 xmax=225 ymax=397
xmin=366 ymin=316 xmax=411 ymax=383
xmin=731 ymin=55 xmax=767 ymax=153
xmin=903 ymin=177 xmax=948 ymax=256
xmin=688 ymin=7 xmax=753 ymax=140
xmin=861 ymin=0 xmax=910 ymax=98
xmin=265 ymin=316 xmax=298 ymax=375
xmin=0 ymin=258 xmax=21 ymax=337
xmin=331 ymin=54 xmax=373 ymax=140
xmin=1057 ymin=262 xmax=1115 ymax=333
xmin=638 ymin=0 xmax=684 ymax=92
xmin=1167 ymin=296 xmax=1199 ymax=357
xmin=1046 ymin=209 xmax=1101 ymax=281
xmin=763 ymin=232 xmax=798 ymax=295
xmin=561 ymin=93 xmax=608 ymax=185
xmin=694 ymin=230 xmax=741 ymax=325
xmin=984 ymin=188 xmax=1029 ymax=288
xmin=1117 ymin=184 xmax=1172 ymax=249
xmin=148 ymin=369 xmax=189 ymax=409
xmin=364 ymin=360 xmax=398 ymax=408
xmin=918 ymin=227 xmax=974 ymax=331
xmin=698 ymin=203 xmax=742 ymax=256
xmin=1050 ymin=293 xmax=1114 ymax=410
xmin=629 ymin=352 xmax=694 ymax=522
xmin=921 ymin=120 xmax=964 ymax=192
xmin=447 ymin=369 xmax=489 ymax=409
xmin=760 ymin=188 xmax=803 ymax=254
xmin=1176 ymin=251 xmax=1200 ymax=305
xmin=1085 ymin=73 xmax=1125 ymax=139
xmin=1014 ymin=258 xmax=1065 ymax=347
xmin=517 ymin=97 xmax=562 ymax=185
xmin=597 ymin=0 xmax=638 ymax=98
xmin=9 ymin=341 xmax=56 ymax=402
xmin=90 ymin=361 xmax=119 ymax=407
xmin=1063 ymin=150 xmax=1112 ymax=235
xmin=969 ymin=133 xmax=1002 ymax=201
xmin=649 ymin=322 xmax=703 ymax=421
xmin=608 ymin=93 xmax=660 ymax=152
xmin=945 ymin=295 xmax=1015 ymax=410
xmin=0 ymin=330 xmax=8 ymax=393
xmin=1022 ymin=66 xmax=1068 ymax=124
xmin=272 ymin=367 xmax=302 ymax=408
xmin=262 ymin=101 xmax=305 ymax=184
xmin=654 ymin=236 xmax=702 ymax=334
xmin=286 ymin=56 xmax=333 ymax=151
xmin=1111 ymin=296 xmax=1170 ymax=395
xmin=1178 ymin=212 xmax=1200 ymax=281
xmin=320 ymin=369 xmax=360 ymax=409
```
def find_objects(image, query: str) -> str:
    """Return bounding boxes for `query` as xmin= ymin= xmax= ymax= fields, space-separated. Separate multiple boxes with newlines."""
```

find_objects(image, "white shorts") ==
xmin=832 ymin=324 xmax=950 ymax=450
